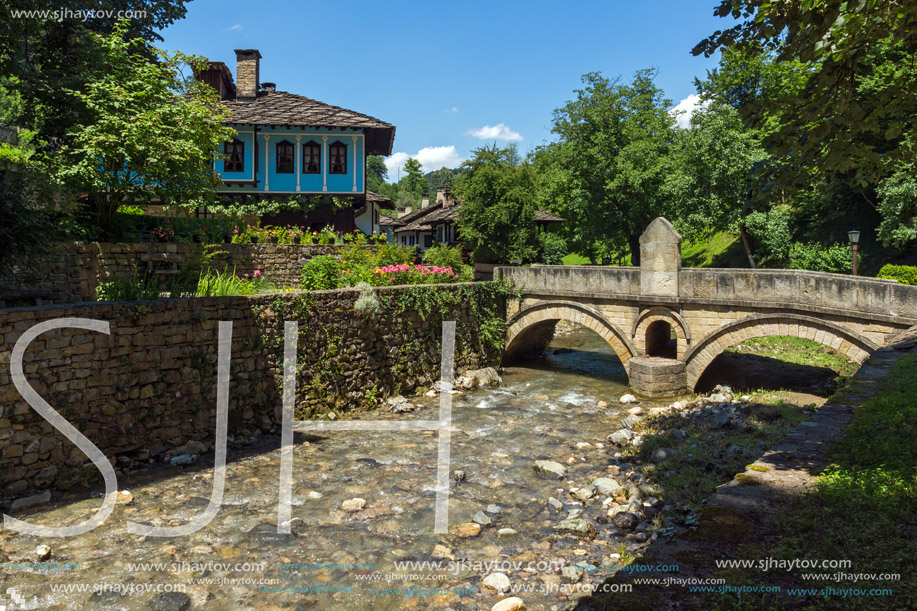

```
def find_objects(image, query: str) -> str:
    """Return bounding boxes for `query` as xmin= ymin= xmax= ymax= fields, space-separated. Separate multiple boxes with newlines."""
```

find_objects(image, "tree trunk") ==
xmin=628 ymin=234 xmax=641 ymax=267
xmin=738 ymin=222 xmax=757 ymax=269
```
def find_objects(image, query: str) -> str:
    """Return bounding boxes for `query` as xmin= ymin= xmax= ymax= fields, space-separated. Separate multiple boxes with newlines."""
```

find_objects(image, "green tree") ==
xmin=454 ymin=144 xmax=539 ymax=264
xmin=427 ymin=166 xmax=455 ymax=191
xmin=536 ymin=70 xmax=678 ymax=265
xmin=0 ymin=134 xmax=57 ymax=273
xmin=0 ymin=0 xmax=191 ymax=144
xmin=696 ymin=2 xmax=917 ymax=185
xmin=876 ymin=159 xmax=917 ymax=248
xmin=400 ymin=157 xmax=427 ymax=196
xmin=55 ymin=24 xmax=233 ymax=235
xmin=366 ymin=154 xmax=388 ymax=192
xmin=670 ymin=102 xmax=768 ymax=266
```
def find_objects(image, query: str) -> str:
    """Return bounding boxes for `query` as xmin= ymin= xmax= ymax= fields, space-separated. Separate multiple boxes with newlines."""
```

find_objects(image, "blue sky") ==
xmin=160 ymin=0 xmax=728 ymax=181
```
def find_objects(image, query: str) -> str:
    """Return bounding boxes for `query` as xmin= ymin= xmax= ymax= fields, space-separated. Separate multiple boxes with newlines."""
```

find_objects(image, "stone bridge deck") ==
xmin=495 ymin=218 xmax=917 ymax=396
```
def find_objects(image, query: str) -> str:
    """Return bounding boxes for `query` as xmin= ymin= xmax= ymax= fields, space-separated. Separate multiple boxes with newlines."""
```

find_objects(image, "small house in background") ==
xmin=194 ymin=50 xmax=396 ymax=234
xmin=394 ymin=187 xmax=564 ymax=252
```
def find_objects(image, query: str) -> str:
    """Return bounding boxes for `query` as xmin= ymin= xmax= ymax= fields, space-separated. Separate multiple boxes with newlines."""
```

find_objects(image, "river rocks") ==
xmin=611 ymin=511 xmax=640 ymax=531
xmin=169 ymin=454 xmax=196 ymax=466
xmin=486 ymin=504 xmax=502 ymax=514
xmin=533 ymin=460 xmax=567 ymax=479
xmin=32 ymin=545 xmax=51 ymax=562
xmin=561 ymin=564 xmax=584 ymax=583
xmin=340 ymin=498 xmax=366 ymax=512
xmin=619 ymin=394 xmax=638 ymax=404
xmin=496 ymin=528 xmax=519 ymax=542
xmin=608 ymin=429 xmax=635 ymax=445
xmin=491 ymin=598 xmax=526 ymax=611
xmin=450 ymin=522 xmax=482 ymax=538
xmin=10 ymin=491 xmax=51 ymax=512
xmin=621 ymin=415 xmax=643 ymax=430
xmin=592 ymin=477 xmax=623 ymax=496
xmin=173 ymin=440 xmax=208 ymax=456
xmin=115 ymin=490 xmax=134 ymax=505
xmin=431 ymin=544 xmax=454 ymax=560
xmin=572 ymin=486 xmax=595 ymax=502
xmin=626 ymin=485 xmax=644 ymax=502
xmin=450 ymin=469 xmax=467 ymax=483
xmin=547 ymin=497 xmax=564 ymax=511
xmin=151 ymin=591 xmax=191 ymax=611
xmin=456 ymin=367 xmax=502 ymax=389
xmin=554 ymin=518 xmax=596 ymax=538
xmin=482 ymin=572 xmax=512 ymax=593
xmin=651 ymin=448 xmax=680 ymax=463
xmin=473 ymin=511 xmax=493 ymax=526
xmin=387 ymin=396 xmax=417 ymax=413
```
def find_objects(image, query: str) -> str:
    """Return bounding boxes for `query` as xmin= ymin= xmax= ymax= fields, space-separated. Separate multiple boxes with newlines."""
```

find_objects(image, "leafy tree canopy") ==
xmin=695 ymin=1 xmax=917 ymax=185
xmin=454 ymin=144 xmax=539 ymax=264
xmin=535 ymin=69 xmax=678 ymax=265
xmin=55 ymin=23 xmax=233 ymax=234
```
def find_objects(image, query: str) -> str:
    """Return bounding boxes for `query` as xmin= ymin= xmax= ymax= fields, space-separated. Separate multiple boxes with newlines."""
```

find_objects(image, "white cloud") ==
xmin=465 ymin=123 xmax=523 ymax=141
xmin=449 ymin=106 xmax=459 ymax=113
xmin=669 ymin=94 xmax=708 ymax=129
xmin=384 ymin=146 xmax=464 ymax=179
xmin=227 ymin=24 xmax=243 ymax=31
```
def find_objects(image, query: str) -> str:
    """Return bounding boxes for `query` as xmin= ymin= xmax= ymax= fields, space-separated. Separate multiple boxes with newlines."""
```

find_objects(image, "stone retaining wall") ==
xmin=0 ymin=242 xmax=365 ymax=307
xmin=0 ymin=283 xmax=508 ymax=499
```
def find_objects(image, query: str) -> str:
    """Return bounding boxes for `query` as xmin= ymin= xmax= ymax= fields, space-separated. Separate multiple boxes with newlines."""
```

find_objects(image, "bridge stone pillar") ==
xmin=640 ymin=217 xmax=682 ymax=297
xmin=633 ymin=217 xmax=687 ymax=398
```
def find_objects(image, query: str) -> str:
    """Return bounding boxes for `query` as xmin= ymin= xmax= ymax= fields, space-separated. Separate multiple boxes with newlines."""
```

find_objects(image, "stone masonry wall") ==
xmin=0 ymin=284 xmax=507 ymax=499
xmin=0 ymin=243 xmax=365 ymax=307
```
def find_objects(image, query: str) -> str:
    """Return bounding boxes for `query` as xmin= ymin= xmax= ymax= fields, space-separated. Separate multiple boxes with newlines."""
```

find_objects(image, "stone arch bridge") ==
xmin=496 ymin=218 xmax=917 ymax=397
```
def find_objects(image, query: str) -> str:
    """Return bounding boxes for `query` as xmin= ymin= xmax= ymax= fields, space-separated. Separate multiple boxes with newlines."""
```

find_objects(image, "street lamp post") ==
xmin=848 ymin=230 xmax=861 ymax=276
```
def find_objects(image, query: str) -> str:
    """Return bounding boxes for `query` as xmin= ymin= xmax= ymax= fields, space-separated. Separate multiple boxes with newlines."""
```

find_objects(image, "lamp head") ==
xmin=848 ymin=230 xmax=861 ymax=244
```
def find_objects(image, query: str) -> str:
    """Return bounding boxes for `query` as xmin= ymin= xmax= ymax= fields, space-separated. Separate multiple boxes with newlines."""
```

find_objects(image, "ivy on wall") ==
xmin=251 ymin=282 xmax=519 ymax=420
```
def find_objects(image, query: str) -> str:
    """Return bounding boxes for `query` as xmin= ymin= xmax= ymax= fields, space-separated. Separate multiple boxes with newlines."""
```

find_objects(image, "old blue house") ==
xmin=196 ymin=50 xmax=395 ymax=234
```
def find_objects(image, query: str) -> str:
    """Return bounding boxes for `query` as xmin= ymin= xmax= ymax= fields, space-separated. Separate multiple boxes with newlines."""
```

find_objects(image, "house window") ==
xmin=303 ymin=141 xmax=321 ymax=174
xmin=276 ymin=140 xmax=294 ymax=174
xmin=224 ymin=139 xmax=244 ymax=173
xmin=329 ymin=141 xmax=347 ymax=174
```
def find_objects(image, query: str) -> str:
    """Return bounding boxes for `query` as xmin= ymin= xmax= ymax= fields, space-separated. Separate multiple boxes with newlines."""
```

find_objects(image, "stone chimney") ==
xmin=234 ymin=49 xmax=262 ymax=101
xmin=437 ymin=187 xmax=456 ymax=208
xmin=421 ymin=194 xmax=430 ymax=209
xmin=398 ymin=206 xmax=412 ymax=218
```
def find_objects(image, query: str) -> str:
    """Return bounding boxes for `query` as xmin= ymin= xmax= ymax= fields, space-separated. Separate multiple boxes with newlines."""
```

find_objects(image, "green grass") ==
xmin=561 ymin=253 xmax=592 ymax=265
xmin=560 ymin=231 xmax=749 ymax=268
xmin=681 ymin=232 xmax=749 ymax=268
xmin=684 ymin=354 xmax=917 ymax=610
xmin=767 ymin=353 xmax=917 ymax=609
xmin=726 ymin=335 xmax=859 ymax=378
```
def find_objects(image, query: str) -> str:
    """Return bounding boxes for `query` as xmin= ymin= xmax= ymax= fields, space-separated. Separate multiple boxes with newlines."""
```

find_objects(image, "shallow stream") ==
xmin=0 ymin=325 xmax=666 ymax=610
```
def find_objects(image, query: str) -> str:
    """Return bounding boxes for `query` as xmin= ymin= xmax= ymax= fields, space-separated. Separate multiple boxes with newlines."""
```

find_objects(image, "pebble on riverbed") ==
xmin=533 ymin=460 xmax=567 ymax=479
xmin=491 ymin=598 xmax=526 ymax=611
xmin=340 ymin=498 xmax=366 ymax=512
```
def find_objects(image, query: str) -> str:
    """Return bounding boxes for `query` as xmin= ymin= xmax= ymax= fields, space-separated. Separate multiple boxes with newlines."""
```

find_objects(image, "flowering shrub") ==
xmin=372 ymin=264 xmax=457 ymax=285
xmin=231 ymin=224 xmax=310 ymax=244
xmin=300 ymin=243 xmax=468 ymax=290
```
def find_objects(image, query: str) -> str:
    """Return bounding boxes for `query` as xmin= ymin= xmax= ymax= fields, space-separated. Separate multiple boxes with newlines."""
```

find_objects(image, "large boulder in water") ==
xmin=456 ymin=367 xmax=502 ymax=389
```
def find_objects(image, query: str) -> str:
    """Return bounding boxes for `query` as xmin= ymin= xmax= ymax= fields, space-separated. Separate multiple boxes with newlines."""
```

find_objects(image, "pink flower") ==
xmin=253 ymin=270 xmax=262 ymax=278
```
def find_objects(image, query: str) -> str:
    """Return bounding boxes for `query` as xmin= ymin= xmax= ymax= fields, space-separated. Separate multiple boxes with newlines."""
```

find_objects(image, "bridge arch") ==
xmin=503 ymin=301 xmax=637 ymax=369
xmin=632 ymin=307 xmax=691 ymax=359
xmin=684 ymin=313 xmax=879 ymax=390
